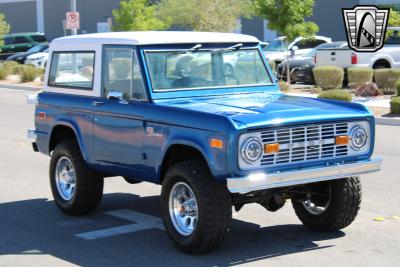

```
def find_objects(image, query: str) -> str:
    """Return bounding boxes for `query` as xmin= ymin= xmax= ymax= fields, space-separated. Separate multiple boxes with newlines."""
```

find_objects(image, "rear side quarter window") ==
xmin=48 ymin=51 xmax=95 ymax=90
xmin=31 ymin=35 xmax=47 ymax=43
xmin=14 ymin=36 xmax=29 ymax=44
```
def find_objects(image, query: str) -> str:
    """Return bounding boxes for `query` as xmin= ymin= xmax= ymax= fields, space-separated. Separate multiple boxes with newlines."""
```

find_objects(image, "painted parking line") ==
xmin=75 ymin=209 xmax=165 ymax=240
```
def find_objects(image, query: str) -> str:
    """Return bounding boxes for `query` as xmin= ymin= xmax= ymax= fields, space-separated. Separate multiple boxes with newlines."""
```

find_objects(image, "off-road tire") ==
xmin=292 ymin=177 xmax=361 ymax=231
xmin=50 ymin=139 xmax=103 ymax=216
xmin=161 ymin=160 xmax=232 ymax=254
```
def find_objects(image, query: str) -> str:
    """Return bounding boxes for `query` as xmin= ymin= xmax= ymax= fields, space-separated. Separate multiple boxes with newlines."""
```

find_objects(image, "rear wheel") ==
xmin=161 ymin=160 xmax=232 ymax=254
xmin=50 ymin=139 xmax=103 ymax=216
xmin=292 ymin=177 xmax=361 ymax=231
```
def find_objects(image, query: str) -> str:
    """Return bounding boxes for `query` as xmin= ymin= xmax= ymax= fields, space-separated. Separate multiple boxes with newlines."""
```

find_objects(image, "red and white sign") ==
xmin=66 ymin=12 xmax=80 ymax=30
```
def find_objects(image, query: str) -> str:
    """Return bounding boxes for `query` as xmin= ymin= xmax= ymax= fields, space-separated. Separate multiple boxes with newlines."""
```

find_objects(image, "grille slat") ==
xmin=260 ymin=122 xmax=349 ymax=166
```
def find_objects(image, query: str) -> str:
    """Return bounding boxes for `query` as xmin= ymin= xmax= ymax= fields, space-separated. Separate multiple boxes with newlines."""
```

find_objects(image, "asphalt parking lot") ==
xmin=0 ymin=88 xmax=399 ymax=267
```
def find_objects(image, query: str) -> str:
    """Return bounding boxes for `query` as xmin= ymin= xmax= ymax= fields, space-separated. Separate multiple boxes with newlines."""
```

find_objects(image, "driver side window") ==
xmin=103 ymin=48 xmax=147 ymax=101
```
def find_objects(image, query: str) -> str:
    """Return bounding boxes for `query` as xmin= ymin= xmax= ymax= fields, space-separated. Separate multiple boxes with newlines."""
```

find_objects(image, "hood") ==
xmin=27 ymin=52 xmax=47 ymax=59
xmin=7 ymin=51 xmax=30 ymax=60
xmin=155 ymin=92 xmax=371 ymax=129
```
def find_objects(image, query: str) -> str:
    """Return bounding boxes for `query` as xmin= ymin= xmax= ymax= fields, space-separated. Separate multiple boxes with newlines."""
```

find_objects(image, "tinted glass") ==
xmin=14 ymin=36 xmax=29 ymax=44
xmin=49 ymin=52 xmax=95 ymax=89
xmin=31 ymin=35 xmax=47 ymax=42
xmin=103 ymin=48 xmax=147 ymax=101
xmin=296 ymin=39 xmax=327 ymax=49
xmin=264 ymin=39 xmax=286 ymax=51
xmin=4 ymin=37 xmax=13 ymax=45
xmin=27 ymin=44 xmax=48 ymax=53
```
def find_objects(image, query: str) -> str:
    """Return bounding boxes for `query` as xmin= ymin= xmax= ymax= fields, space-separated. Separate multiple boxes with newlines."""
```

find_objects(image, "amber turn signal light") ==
xmin=335 ymin=135 xmax=350 ymax=145
xmin=210 ymin=138 xmax=224 ymax=149
xmin=264 ymin=143 xmax=280 ymax=154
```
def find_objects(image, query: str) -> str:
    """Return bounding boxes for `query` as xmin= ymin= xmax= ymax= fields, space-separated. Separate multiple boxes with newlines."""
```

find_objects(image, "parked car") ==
xmin=28 ymin=32 xmax=381 ymax=253
xmin=25 ymin=48 xmax=49 ymax=68
xmin=6 ymin=43 xmax=49 ymax=64
xmin=263 ymin=35 xmax=332 ymax=65
xmin=0 ymin=32 xmax=47 ymax=60
xmin=315 ymin=27 xmax=400 ymax=69
xmin=278 ymin=42 xmax=347 ymax=84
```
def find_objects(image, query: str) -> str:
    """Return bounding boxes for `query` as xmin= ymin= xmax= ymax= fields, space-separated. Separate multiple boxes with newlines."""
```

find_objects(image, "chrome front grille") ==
xmin=260 ymin=122 xmax=349 ymax=166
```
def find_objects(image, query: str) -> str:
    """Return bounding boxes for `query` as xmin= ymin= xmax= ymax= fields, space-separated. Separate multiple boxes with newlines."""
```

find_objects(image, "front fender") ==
xmin=151 ymin=127 xmax=228 ymax=182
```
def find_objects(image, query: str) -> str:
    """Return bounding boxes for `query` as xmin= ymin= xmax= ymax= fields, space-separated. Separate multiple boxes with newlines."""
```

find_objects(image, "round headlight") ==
xmin=241 ymin=137 xmax=263 ymax=163
xmin=350 ymin=126 xmax=368 ymax=150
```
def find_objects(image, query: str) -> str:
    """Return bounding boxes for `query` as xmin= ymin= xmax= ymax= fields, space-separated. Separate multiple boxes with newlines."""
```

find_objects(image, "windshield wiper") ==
xmin=212 ymin=43 xmax=243 ymax=53
xmin=175 ymin=44 xmax=203 ymax=54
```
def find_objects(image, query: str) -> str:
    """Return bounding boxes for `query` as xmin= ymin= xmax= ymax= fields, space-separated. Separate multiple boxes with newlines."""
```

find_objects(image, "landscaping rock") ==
xmin=355 ymin=82 xmax=383 ymax=97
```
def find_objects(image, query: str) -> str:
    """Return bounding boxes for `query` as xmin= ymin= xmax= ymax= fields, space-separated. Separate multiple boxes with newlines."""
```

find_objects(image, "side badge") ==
xmin=146 ymin=127 xmax=164 ymax=138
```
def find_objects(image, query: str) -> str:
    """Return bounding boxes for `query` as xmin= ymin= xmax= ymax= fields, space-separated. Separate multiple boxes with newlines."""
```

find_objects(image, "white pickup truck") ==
xmin=315 ymin=29 xmax=400 ymax=69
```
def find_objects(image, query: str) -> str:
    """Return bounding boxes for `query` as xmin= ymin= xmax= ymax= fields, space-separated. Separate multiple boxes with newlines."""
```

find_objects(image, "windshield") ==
xmin=28 ymin=44 xmax=47 ymax=53
xmin=263 ymin=39 xmax=286 ymax=51
xmin=145 ymin=49 xmax=272 ymax=92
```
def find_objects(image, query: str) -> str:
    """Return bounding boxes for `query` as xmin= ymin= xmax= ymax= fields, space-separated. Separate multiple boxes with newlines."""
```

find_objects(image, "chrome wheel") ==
xmin=302 ymin=186 xmax=331 ymax=216
xmin=169 ymin=182 xmax=198 ymax=236
xmin=55 ymin=156 xmax=76 ymax=201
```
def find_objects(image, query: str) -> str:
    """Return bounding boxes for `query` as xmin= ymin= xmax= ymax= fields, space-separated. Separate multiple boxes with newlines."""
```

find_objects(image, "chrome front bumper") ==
xmin=227 ymin=158 xmax=382 ymax=194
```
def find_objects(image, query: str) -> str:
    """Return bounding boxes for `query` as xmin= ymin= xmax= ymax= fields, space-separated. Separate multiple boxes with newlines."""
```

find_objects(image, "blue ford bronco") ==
xmin=29 ymin=32 xmax=382 ymax=253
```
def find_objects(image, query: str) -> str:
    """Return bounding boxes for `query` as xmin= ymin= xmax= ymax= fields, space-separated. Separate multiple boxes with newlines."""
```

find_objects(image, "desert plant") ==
xmin=278 ymin=81 xmax=290 ymax=92
xmin=374 ymin=69 xmax=400 ymax=95
xmin=12 ymin=64 xmax=26 ymax=75
xmin=313 ymin=66 xmax=344 ymax=90
xmin=396 ymin=79 xmax=400 ymax=96
xmin=310 ymin=86 xmax=322 ymax=94
xmin=318 ymin=89 xmax=352 ymax=102
xmin=390 ymin=96 xmax=400 ymax=114
xmin=347 ymin=67 xmax=373 ymax=88
xmin=19 ymin=65 xmax=41 ymax=83
xmin=0 ymin=64 xmax=10 ymax=80
xmin=268 ymin=60 xmax=276 ymax=72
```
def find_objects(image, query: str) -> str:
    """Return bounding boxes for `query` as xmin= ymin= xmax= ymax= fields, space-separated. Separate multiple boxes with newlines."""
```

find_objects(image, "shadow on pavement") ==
xmin=0 ymin=193 xmax=344 ymax=267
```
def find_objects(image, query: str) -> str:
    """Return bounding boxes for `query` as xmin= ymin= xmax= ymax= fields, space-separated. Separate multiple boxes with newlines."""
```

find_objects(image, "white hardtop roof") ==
xmin=51 ymin=31 xmax=260 ymax=46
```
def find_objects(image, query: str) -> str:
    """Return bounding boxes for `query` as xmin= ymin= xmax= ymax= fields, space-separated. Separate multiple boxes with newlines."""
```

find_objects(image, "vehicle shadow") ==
xmin=0 ymin=193 xmax=344 ymax=267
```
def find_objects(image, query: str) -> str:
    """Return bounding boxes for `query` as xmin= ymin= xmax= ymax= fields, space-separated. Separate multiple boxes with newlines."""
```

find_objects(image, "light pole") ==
xmin=36 ymin=0 xmax=44 ymax=33
xmin=70 ymin=0 xmax=77 ymax=35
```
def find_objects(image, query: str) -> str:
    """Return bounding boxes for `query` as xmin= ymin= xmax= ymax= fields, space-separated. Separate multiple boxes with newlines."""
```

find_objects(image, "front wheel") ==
xmin=161 ymin=160 xmax=232 ymax=254
xmin=50 ymin=139 xmax=104 ymax=216
xmin=292 ymin=177 xmax=361 ymax=231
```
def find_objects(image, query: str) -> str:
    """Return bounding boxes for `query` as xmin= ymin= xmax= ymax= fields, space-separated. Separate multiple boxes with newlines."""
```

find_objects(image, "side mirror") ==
xmin=107 ymin=91 xmax=124 ymax=101
xmin=291 ymin=46 xmax=299 ymax=52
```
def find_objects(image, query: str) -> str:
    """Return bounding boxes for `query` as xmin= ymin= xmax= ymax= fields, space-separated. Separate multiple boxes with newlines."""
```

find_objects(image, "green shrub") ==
xmin=374 ymin=69 xmax=400 ymax=95
xmin=310 ymin=86 xmax=322 ymax=94
xmin=0 ymin=64 xmax=10 ymax=80
xmin=13 ymin=64 xmax=27 ymax=75
xmin=318 ymin=89 xmax=352 ymax=102
xmin=2 ymin=61 xmax=19 ymax=71
xmin=268 ymin=60 xmax=276 ymax=72
xmin=347 ymin=67 xmax=373 ymax=88
xmin=396 ymin=80 xmax=400 ymax=96
xmin=278 ymin=81 xmax=289 ymax=92
xmin=19 ymin=65 xmax=41 ymax=83
xmin=391 ymin=96 xmax=400 ymax=114
xmin=313 ymin=66 xmax=344 ymax=90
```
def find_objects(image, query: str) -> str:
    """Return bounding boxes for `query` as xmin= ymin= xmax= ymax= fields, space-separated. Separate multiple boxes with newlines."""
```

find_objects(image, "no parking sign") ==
xmin=66 ymin=11 xmax=80 ymax=30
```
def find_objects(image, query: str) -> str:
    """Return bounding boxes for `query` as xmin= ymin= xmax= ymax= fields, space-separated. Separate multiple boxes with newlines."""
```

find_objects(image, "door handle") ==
xmin=92 ymin=101 xmax=105 ymax=106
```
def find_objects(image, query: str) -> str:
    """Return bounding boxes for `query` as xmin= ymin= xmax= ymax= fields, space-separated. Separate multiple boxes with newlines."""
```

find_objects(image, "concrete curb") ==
xmin=375 ymin=117 xmax=400 ymax=126
xmin=0 ymin=83 xmax=40 ymax=92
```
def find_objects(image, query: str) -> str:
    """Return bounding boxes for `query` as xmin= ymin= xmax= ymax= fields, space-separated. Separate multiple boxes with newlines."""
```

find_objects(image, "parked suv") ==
xmin=29 ymin=32 xmax=381 ymax=254
xmin=0 ymin=32 xmax=47 ymax=60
